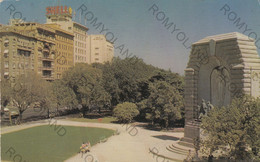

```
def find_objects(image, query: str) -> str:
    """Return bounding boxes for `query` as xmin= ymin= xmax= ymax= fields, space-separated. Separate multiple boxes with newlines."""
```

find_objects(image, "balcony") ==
xmin=43 ymin=48 xmax=50 ymax=53
xmin=42 ymin=60 xmax=53 ymax=70
xmin=42 ymin=57 xmax=53 ymax=61
xmin=42 ymin=75 xmax=54 ymax=81
xmin=42 ymin=66 xmax=53 ymax=71
xmin=42 ymin=70 xmax=54 ymax=81
xmin=38 ymin=47 xmax=42 ymax=51
xmin=42 ymin=54 xmax=53 ymax=61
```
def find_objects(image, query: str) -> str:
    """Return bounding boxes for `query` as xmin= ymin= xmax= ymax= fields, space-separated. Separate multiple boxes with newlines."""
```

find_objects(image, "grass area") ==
xmin=1 ymin=125 xmax=114 ymax=162
xmin=66 ymin=116 xmax=117 ymax=124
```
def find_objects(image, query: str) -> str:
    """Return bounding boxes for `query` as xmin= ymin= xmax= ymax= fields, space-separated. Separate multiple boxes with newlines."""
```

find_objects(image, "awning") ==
xmin=4 ymin=39 xmax=9 ymax=43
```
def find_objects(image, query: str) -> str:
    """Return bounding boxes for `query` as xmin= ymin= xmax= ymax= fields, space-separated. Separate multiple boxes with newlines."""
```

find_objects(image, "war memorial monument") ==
xmin=181 ymin=32 xmax=260 ymax=146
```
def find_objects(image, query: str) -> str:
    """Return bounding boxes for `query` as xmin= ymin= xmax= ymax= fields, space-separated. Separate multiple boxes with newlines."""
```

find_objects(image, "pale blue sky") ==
xmin=1 ymin=0 xmax=260 ymax=74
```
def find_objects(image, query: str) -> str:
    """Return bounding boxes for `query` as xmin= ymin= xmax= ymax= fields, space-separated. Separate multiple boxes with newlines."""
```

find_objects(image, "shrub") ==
xmin=113 ymin=102 xmax=139 ymax=123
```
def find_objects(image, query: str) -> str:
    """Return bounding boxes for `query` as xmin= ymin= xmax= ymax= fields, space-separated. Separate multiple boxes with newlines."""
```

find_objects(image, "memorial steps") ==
xmin=166 ymin=144 xmax=195 ymax=156
xmin=149 ymin=139 xmax=195 ymax=161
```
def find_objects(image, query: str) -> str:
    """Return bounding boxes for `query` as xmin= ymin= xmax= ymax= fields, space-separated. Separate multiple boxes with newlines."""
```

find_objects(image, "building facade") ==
xmin=46 ymin=6 xmax=89 ymax=65
xmin=0 ymin=23 xmax=56 ymax=81
xmin=0 ymin=25 xmax=35 ymax=80
xmin=73 ymin=22 xmax=89 ymax=64
xmin=87 ymin=35 xmax=114 ymax=64
xmin=45 ymin=23 xmax=74 ymax=79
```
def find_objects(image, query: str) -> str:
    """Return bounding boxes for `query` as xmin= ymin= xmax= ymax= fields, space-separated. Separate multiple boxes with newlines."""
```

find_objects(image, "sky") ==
xmin=1 ymin=0 xmax=260 ymax=74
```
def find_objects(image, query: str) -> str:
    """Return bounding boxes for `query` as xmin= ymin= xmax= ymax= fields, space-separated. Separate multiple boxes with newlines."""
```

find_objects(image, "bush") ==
xmin=113 ymin=102 xmax=139 ymax=123
xmin=201 ymin=96 xmax=260 ymax=160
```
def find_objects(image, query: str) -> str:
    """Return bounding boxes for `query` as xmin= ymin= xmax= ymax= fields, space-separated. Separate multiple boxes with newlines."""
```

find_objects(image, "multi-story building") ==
xmin=46 ymin=6 xmax=89 ymax=65
xmin=11 ymin=21 xmax=56 ymax=81
xmin=87 ymin=35 xmax=114 ymax=64
xmin=0 ymin=23 xmax=56 ymax=81
xmin=72 ymin=23 xmax=89 ymax=64
xmin=45 ymin=23 xmax=74 ymax=79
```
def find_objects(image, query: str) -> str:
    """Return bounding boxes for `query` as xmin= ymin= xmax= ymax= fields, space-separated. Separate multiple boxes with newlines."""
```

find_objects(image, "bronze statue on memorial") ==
xmin=196 ymin=99 xmax=214 ymax=121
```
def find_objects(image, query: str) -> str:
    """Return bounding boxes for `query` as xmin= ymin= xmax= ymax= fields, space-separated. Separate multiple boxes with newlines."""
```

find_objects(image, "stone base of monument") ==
xmin=179 ymin=120 xmax=200 ymax=148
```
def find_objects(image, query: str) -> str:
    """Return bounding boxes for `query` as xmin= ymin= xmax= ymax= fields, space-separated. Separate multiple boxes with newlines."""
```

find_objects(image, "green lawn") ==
xmin=66 ymin=116 xmax=117 ymax=124
xmin=1 ymin=125 xmax=114 ymax=162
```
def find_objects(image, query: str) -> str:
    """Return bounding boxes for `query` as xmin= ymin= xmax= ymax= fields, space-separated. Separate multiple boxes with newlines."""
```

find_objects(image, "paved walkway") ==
xmin=1 ymin=119 xmax=187 ymax=162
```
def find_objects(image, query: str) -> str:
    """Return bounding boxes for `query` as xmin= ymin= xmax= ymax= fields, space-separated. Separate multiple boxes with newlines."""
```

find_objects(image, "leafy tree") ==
xmin=201 ymin=96 xmax=260 ymax=160
xmin=144 ymin=80 xmax=183 ymax=128
xmin=62 ymin=63 xmax=110 ymax=117
xmin=92 ymin=62 xmax=120 ymax=109
xmin=148 ymin=69 xmax=184 ymax=96
xmin=8 ymin=72 xmax=53 ymax=122
xmin=51 ymin=79 xmax=78 ymax=114
xmin=93 ymin=57 xmax=157 ymax=107
xmin=113 ymin=102 xmax=139 ymax=123
xmin=137 ymin=69 xmax=185 ymax=122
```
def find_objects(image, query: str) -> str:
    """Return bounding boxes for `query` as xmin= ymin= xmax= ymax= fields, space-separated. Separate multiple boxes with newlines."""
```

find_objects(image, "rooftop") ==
xmin=194 ymin=32 xmax=252 ymax=45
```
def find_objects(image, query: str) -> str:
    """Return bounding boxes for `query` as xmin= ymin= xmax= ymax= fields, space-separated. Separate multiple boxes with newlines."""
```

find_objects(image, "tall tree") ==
xmin=62 ymin=63 xmax=110 ymax=117
xmin=144 ymin=80 xmax=183 ymax=128
xmin=107 ymin=57 xmax=156 ymax=105
xmin=51 ymin=79 xmax=78 ymax=112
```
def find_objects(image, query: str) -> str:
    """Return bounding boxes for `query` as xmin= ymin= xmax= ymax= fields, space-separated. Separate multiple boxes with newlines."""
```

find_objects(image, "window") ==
xmin=4 ymin=62 xmax=9 ymax=68
xmin=4 ymin=53 xmax=8 ymax=58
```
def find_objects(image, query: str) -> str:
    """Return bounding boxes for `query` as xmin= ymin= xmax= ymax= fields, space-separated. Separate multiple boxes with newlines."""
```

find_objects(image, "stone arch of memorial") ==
xmin=182 ymin=32 xmax=260 ymax=145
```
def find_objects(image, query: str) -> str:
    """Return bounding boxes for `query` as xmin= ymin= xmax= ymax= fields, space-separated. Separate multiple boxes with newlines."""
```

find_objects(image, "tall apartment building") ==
xmin=87 ymin=35 xmax=114 ymax=64
xmin=0 ymin=22 xmax=56 ymax=81
xmin=45 ymin=23 xmax=74 ymax=79
xmin=45 ymin=6 xmax=89 ymax=64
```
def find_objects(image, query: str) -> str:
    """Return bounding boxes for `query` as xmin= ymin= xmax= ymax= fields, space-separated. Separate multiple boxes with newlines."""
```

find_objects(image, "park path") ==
xmin=1 ymin=118 xmax=186 ymax=162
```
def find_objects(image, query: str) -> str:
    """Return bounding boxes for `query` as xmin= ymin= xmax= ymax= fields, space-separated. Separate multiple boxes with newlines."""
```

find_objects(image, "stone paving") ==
xmin=1 ymin=118 xmax=193 ymax=162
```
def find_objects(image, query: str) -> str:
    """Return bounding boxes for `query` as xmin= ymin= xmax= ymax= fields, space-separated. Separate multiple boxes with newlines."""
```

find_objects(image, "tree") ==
xmin=137 ymin=69 xmax=185 ymax=122
xmin=104 ymin=57 xmax=156 ymax=105
xmin=201 ymin=96 xmax=260 ymax=160
xmin=144 ymin=80 xmax=183 ymax=128
xmin=113 ymin=102 xmax=139 ymax=123
xmin=9 ymin=72 xmax=53 ymax=122
xmin=52 ymin=79 xmax=78 ymax=112
xmin=62 ymin=63 xmax=111 ymax=117
xmin=93 ymin=62 xmax=121 ymax=108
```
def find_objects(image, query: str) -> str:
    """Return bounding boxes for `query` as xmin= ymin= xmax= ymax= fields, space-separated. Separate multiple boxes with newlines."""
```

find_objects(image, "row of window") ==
xmin=75 ymin=41 xmax=86 ymax=48
xmin=56 ymin=35 xmax=72 ymax=42
xmin=75 ymin=48 xmax=86 ymax=54
xmin=4 ymin=61 xmax=33 ymax=69
xmin=74 ymin=27 xmax=87 ymax=34
xmin=38 ymin=32 xmax=55 ymax=41
xmin=75 ymin=55 xmax=86 ymax=62
xmin=75 ymin=33 xmax=86 ymax=41
xmin=56 ymin=66 xmax=69 ymax=72
xmin=57 ymin=43 xmax=73 ymax=51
